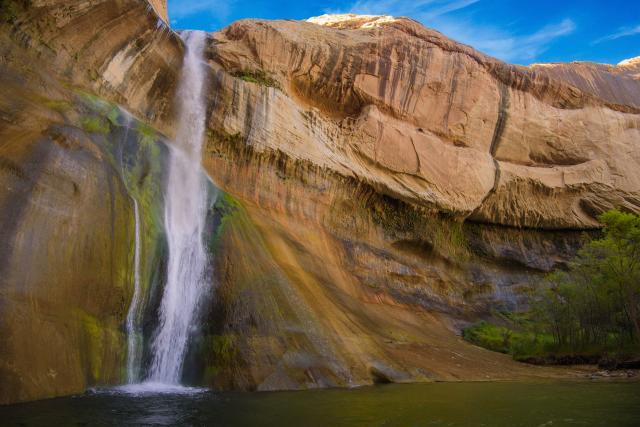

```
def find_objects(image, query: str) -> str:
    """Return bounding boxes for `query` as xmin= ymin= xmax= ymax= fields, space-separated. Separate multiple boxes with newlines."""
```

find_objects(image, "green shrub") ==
xmin=463 ymin=321 xmax=512 ymax=354
xmin=463 ymin=320 xmax=553 ymax=359
xmin=0 ymin=1 xmax=19 ymax=23
xmin=232 ymin=70 xmax=280 ymax=89
xmin=534 ymin=209 xmax=640 ymax=351
xmin=464 ymin=210 xmax=640 ymax=363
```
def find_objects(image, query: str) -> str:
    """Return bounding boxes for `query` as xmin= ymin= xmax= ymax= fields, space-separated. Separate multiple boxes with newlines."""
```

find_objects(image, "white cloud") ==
xmin=348 ymin=0 xmax=480 ymax=18
xmin=334 ymin=0 xmax=576 ymax=63
xmin=422 ymin=0 xmax=481 ymax=18
xmin=431 ymin=18 xmax=576 ymax=63
xmin=593 ymin=24 xmax=640 ymax=44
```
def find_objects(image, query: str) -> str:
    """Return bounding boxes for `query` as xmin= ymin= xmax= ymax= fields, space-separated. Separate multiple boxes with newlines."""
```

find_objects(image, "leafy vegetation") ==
xmin=0 ymin=0 xmax=20 ymax=23
xmin=463 ymin=210 xmax=640 ymax=364
xmin=462 ymin=312 xmax=554 ymax=360
xmin=232 ymin=69 xmax=280 ymax=89
xmin=536 ymin=210 xmax=640 ymax=351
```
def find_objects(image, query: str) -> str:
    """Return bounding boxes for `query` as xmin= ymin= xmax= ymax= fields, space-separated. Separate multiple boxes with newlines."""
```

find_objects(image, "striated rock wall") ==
xmin=208 ymin=16 xmax=640 ymax=229
xmin=191 ymin=14 xmax=639 ymax=389
xmin=0 ymin=86 xmax=171 ymax=403
xmin=197 ymin=135 xmax=588 ymax=390
xmin=2 ymin=0 xmax=182 ymax=136
xmin=530 ymin=57 xmax=640 ymax=109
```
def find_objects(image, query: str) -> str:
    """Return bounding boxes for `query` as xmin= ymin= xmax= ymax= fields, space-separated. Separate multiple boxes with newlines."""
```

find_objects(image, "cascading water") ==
xmin=125 ymin=198 xmax=143 ymax=383
xmin=115 ymin=111 xmax=146 ymax=384
xmin=147 ymin=30 xmax=211 ymax=385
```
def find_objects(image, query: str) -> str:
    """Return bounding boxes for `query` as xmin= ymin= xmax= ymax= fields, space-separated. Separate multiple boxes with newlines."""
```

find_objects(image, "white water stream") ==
xmin=147 ymin=30 xmax=210 ymax=385
xmin=125 ymin=198 xmax=143 ymax=383
xmin=116 ymin=111 xmax=145 ymax=385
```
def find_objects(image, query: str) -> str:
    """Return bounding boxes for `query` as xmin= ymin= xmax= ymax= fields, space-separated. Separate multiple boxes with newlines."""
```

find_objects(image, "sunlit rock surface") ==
xmin=148 ymin=0 xmax=169 ymax=23
xmin=530 ymin=56 xmax=640 ymax=108
xmin=209 ymin=14 xmax=640 ymax=229
xmin=1 ymin=3 xmax=638 ymax=403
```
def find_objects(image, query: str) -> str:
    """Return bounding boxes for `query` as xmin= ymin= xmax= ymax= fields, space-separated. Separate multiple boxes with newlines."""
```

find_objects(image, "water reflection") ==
xmin=2 ymin=382 xmax=639 ymax=426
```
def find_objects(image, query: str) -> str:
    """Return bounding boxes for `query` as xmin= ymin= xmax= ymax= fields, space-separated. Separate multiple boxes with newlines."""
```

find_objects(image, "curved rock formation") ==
xmin=208 ymin=15 xmax=640 ymax=229
xmin=0 ymin=0 xmax=639 ymax=403
xmin=530 ymin=56 xmax=640 ymax=108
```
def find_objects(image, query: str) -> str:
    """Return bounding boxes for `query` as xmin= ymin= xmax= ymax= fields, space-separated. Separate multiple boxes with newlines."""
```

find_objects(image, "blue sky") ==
xmin=167 ymin=0 xmax=639 ymax=65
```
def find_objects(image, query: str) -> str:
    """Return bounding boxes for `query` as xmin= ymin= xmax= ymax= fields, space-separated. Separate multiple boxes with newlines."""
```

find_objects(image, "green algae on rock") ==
xmin=0 ymin=85 xmax=170 ymax=403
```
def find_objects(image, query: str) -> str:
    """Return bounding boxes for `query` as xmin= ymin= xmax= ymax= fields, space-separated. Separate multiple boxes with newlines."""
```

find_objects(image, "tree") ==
xmin=537 ymin=210 xmax=640 ymax=350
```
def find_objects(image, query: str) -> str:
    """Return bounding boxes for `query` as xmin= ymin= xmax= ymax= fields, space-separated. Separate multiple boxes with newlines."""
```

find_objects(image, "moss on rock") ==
xmin=232 ymin=69 xmax=280 ymax=89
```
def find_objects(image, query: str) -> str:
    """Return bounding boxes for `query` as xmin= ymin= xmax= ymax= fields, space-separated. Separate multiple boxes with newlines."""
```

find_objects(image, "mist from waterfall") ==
xmin=147 ymin=30 xmax=211 ymax=385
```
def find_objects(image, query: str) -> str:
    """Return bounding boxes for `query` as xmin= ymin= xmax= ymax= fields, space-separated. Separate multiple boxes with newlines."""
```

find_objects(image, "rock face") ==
xmin=0 ymin=0 xmax=182 ymax=135
xmin=0 ymin=82 xmax=170 ymax=403
xmin=530 ymin=56 xmax=640 ymax=109
xmin=0 ymin=0 xmax=174 ymax=403
xmin=208 ymin=15 xmax=640 ymax=229
xmin=148 ymin=0 xmax=169 ymax=23
xmin=0 ymin=1 xmax=639 ymax=403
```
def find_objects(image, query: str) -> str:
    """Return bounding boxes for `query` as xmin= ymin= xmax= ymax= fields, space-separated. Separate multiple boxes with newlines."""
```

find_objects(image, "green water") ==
xmin=1 ymin=382 xmax=639 ymax=426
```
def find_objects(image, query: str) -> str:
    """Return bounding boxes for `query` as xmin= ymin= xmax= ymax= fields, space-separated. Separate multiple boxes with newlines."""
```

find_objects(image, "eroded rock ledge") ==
xmin=207 ymin=15 xmax=640 ymax=229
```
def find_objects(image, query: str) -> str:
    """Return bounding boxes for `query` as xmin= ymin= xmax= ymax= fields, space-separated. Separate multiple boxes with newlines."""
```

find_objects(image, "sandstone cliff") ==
xmin=208 ymin=14 xmax=640 ymax=229
xmin=530 ymin=56 xmax=640 ymax=109
xmin=0 ymin=1 xmax=638 ymax=404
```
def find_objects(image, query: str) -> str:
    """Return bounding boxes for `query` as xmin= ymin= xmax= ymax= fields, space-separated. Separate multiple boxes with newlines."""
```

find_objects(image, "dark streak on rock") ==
xmin=489 ymin=82 xmax=509 ymax=157
xmin=470 ymin=83 xmax=509 ymax=217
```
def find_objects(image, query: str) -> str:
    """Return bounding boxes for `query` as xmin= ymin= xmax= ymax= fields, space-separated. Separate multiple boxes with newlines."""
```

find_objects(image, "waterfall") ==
xmin=116 ymin=111 xmax=145 ymax=384
xmin=148 ymin=30 xmax=210 ymax=384
xmin=125 ymin=198 xmax=143 ymax=383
